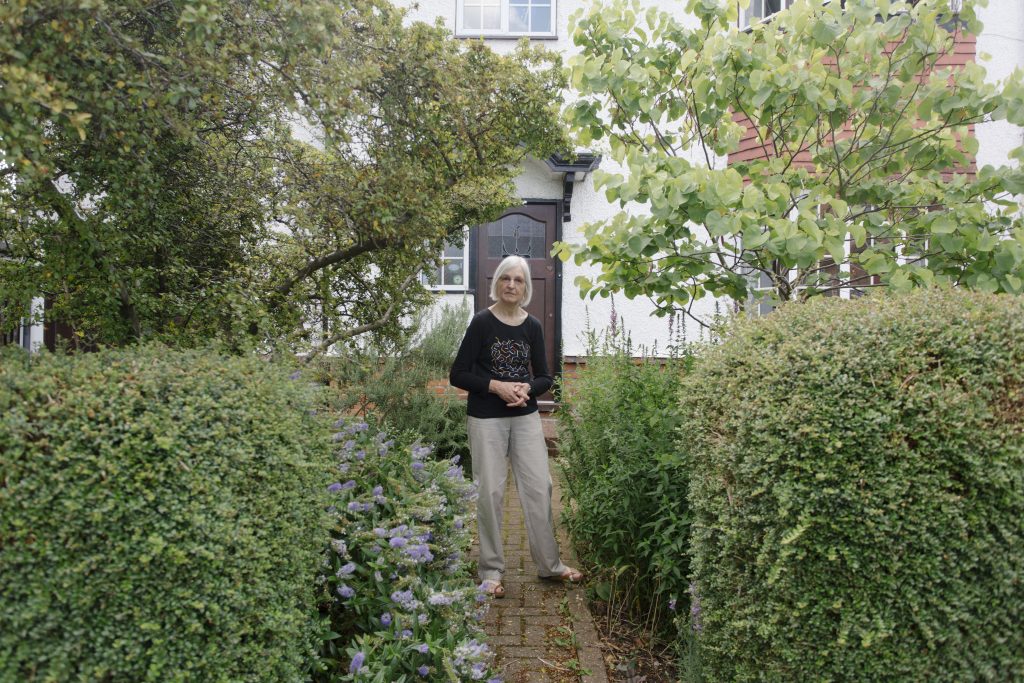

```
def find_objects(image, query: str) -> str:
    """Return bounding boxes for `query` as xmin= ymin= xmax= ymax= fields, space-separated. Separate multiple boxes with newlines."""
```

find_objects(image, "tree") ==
xmin=0 ymin=0 xmax=565 ymax=351
xmin=555 ymin=0 xmax=1024 ymax=324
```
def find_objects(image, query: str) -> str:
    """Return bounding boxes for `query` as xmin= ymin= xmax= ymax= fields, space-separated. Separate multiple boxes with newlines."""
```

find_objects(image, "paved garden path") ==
xmin=474 ymin=462 xmax=608 ymax=683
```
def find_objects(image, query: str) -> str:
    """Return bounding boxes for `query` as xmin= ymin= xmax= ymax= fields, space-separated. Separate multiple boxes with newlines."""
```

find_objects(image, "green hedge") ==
xmin=680 ymin=289 xmax=1024 ymax=681
xmin=559 ymin=348 xmax=690 ymax=630
xmin=0 ymin=346 xmax=332 ymax=683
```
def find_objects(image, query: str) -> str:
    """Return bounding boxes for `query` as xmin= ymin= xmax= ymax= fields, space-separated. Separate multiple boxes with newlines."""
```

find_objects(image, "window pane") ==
xmin=531 ymin=5 xmax=550 ymax=33
xmin=443 ymin=241 xmax=464 ymax=258
xmin=765 ymin=0 xmax=780 ymax=15
xmin=509 ymin=5 xmax=529 ymax=32
xmin=486 ymin=214 xmax=546 ymax=259
xmin=464 ymin=0 xmax=498 ymax=29
xmin=482 ymin=4 xmax=500 ymax=29
xmin=443 ymin=260 xmax=465 ymax=286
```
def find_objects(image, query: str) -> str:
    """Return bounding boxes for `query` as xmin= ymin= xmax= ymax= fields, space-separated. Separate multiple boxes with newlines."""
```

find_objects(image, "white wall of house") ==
xmin=13 ymin=297 xmax=45 ymax=352
xmin=976 ymin=1 xmax=1024 ymax=170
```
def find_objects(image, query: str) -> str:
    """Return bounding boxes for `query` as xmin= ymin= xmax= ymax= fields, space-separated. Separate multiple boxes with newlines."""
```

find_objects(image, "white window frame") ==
xmin=739 ymin=0 xmax=796 ymax=28
xmin=424 ymin=230 xmax=471 ymax=292
xmin=749 ymin=268 xmax=779 ymax=316
xmin=455 ymin=0 xmax=557 ymax=39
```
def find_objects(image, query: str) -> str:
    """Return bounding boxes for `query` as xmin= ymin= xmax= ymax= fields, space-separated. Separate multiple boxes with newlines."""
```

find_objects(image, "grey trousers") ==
xmin=468 ymin=412 xmax=569 ymax=582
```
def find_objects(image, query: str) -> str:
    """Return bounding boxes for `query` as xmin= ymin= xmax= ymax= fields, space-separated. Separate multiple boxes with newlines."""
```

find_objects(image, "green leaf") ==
xmin=850 ymin=224 xmax=867 ymax=248
xmin=811 ymin=19 xmax=841 ymax=45
xmin=930 ymin=216 xmax=957 ymax=235
xmin=742 ymin=227 xmax=770 ymax=250
xmin=627 ymin=234 xmax=652 ymax=256
xmin=715 ymin=169 xmax=744 ymax=205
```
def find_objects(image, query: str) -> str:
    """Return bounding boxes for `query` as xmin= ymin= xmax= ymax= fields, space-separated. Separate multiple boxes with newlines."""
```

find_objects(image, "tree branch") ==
xmin=273 ymin=237 xmax=393 ymax=300
xmin=303 ymin=270 xmax=420 ymax=361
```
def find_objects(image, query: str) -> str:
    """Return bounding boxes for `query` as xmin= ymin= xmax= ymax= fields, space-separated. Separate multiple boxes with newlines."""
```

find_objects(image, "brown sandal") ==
xmin=480 ymin=579 xmax=506 ymax=598
xmin=542 ymin=567 xmax=584 ymax=584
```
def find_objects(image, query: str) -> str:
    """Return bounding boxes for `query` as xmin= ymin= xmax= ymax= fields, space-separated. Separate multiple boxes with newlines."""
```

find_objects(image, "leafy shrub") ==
xmin=314 ymin=419 xmax=498 ymax=682
xmin=0 ymin=345 xmax=332 ymax=683
xmin=680 ymin=289 xmax=1024 ymax=681
xmin=320 ymin=301 xmax=471 ymax=468
xmin=558 ymin=330 xmax=692 ymax=636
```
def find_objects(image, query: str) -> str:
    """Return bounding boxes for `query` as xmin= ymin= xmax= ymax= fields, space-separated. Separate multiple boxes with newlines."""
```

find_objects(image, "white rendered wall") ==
xmin=976 ymin=1 xmax=1024 ymax=170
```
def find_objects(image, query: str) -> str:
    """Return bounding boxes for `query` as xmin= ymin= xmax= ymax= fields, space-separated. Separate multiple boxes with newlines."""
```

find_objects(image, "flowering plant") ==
xmin=314 ymin=419 xmax=500 ymax=682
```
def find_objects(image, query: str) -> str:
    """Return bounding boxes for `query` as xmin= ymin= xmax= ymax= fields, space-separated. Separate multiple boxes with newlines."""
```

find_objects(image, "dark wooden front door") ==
xmin=474 ymin=202 xmax=559 ymax=400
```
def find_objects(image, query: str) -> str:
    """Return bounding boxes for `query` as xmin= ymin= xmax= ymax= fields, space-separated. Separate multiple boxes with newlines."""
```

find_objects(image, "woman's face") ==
xmin=496 ymin=266 xmax=527 ymax=306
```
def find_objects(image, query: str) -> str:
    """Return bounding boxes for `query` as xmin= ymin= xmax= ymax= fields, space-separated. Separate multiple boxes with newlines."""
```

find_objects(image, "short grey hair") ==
xmin=489 ymin=255 xmax=533 ymax=307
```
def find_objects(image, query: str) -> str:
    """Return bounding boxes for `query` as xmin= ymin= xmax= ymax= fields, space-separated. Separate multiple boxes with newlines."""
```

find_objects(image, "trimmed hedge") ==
xmin=0 ymin=346 xmax=332 ymax=683
xmin=680 ymin=289 xmax=1024 ymax=681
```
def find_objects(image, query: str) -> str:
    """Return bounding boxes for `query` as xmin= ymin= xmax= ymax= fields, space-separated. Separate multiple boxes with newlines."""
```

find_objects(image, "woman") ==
xmin=449 ymin=255 xmax=583 ymax=598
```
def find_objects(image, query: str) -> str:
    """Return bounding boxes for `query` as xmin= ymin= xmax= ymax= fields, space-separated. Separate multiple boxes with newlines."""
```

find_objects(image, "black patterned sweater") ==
xmin=449 ymin=309 xmax=553 ymax=418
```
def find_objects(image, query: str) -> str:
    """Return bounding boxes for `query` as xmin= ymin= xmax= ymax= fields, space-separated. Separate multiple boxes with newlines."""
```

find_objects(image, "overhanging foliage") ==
xmin=555 ymin=0 xmax=1024 ymax=321
xmin=0 ymin=0 xmax=566 ymax=351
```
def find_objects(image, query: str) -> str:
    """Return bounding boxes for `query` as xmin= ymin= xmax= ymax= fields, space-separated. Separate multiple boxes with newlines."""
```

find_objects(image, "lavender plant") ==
xmin=314 ymin=419 xmax=501 ymax=682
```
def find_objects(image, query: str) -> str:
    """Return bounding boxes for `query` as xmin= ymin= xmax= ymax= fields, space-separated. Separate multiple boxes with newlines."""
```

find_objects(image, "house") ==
xmin=6 ymin=2 xmax=1021 ymax=368
xmin=406 ymin=0 xmax=1024 ymax=389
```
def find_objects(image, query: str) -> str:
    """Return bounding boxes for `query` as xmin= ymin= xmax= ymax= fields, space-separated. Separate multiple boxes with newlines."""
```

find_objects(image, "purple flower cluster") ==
xmin=428 ymin=592 xmax=453 ymax=606
xmin=452 ymin=639 xmax=490 ymax=666
xmin=349 ymin=651 xmax=365 ymax=674
xmin=390 ymin=588 xmax=418 ymax=610
xmin=405 ymin=543 xmax=434 ymax=563
xmin=688 ymin=581 xmax=703 ymax=633
xmin=332 ymin=418 xmax=369 ymax=434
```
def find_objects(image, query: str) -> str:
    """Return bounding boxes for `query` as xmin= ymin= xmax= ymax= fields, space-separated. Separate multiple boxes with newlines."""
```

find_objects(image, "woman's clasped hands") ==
xmin=489 ymin=379 xmax=531 ymax=407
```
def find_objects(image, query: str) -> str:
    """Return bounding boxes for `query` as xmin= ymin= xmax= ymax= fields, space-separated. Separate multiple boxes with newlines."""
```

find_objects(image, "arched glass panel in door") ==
xmin=485 ymin=214 xmax=547 ymax=259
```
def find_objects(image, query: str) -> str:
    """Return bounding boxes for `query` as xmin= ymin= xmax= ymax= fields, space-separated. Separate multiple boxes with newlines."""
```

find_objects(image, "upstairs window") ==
xmin=740 ymin=0 xmax=796 ymax=28
xmin=456 ymin=0 xmax=556 ymax=38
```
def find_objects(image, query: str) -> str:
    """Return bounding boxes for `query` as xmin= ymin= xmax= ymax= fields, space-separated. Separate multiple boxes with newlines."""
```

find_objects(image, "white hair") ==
xmin=489 ymin=256 xmax=533 ymax=307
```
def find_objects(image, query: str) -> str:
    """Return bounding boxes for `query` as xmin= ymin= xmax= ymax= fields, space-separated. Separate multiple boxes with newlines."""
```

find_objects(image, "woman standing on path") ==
xmin=449 ymin=255 xmax=584 ymax=598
